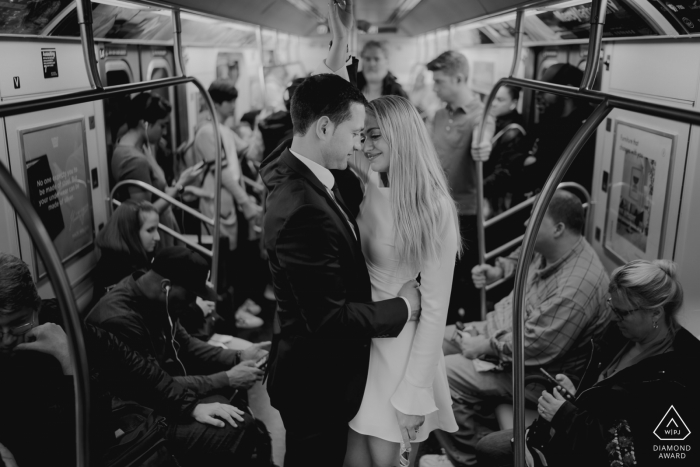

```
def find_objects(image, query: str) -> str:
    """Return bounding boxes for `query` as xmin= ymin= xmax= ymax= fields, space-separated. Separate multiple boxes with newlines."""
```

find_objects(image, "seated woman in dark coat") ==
xmin=477 ymin=259 xmax=700 ymax=467
xmin=93 ymin=200 xmax=160 ymax=303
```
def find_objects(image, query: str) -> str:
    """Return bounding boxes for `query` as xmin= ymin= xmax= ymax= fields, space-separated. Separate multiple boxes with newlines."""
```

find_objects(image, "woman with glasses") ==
xmin=476 ymin=259 xmax=700 ymax=467
xmin=111 ymin=92 xmax=200 ymax=248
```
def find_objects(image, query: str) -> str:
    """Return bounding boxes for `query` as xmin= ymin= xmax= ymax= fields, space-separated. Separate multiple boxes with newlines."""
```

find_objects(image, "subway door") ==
xmin=4 ymin=103 xmax=109 ymax=311
xmin=590 ymin=41 xmax=696 ymax=333
xmin=140 ymin=46 xmax=178 ymax=183
xmin=97 ymin=44 xmax=141 ymax=186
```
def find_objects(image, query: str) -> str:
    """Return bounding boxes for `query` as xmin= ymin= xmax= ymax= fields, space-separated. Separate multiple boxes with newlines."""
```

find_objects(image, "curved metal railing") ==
xmin=0 ymin=163 xmax=91 ymax=467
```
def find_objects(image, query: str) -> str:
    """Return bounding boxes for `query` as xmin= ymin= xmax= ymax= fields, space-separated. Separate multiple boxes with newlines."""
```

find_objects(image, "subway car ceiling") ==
xmin=3 ymin=0 xmax=700 ymax=45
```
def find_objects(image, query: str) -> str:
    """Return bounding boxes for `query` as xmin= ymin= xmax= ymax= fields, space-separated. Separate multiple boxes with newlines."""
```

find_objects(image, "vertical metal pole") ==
xmin=75 ymin=0 xmax=103 ymax=89
xmin=510 ymin=101 xmax=611 ymax=467
xmin=0 ymin=164 xmax=91 ymax=467
xmin=172 ymin=10 xmax=185 ymax=77
xmin=256 ymin=27 xmax=267 ymax=109
xmin=475 ymin=10 xmax=523 ymax=319
xmin=580 ymin=0 xmax=607 ymax=90
xmin=190 ymin=78 xmax=223 ymax=293
xmin=509 ymin=11 xmax=524 ymax=78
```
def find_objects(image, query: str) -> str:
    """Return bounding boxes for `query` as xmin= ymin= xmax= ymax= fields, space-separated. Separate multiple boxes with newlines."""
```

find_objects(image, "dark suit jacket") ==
xmin=261 ymin=145 xmax=408 ymax=421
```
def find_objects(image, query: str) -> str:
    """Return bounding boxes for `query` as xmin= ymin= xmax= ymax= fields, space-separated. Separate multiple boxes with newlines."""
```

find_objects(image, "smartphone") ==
xmin=255 ymin=355 xmax=268 ymax=369
xmin=539 ymin=368 xmax=574 ymax=400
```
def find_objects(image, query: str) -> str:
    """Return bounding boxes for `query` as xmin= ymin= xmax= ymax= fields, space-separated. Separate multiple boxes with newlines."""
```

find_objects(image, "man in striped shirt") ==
xmin=424 ymin=190 xmax=611 ymax=467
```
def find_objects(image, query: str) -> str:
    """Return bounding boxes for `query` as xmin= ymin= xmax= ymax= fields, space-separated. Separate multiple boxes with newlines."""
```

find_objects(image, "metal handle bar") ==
xmin=110 ymin=180 xmax=215 ymax=226
xmin=76 ymin=0 xmax=103 ymax=90
xmin=0 ymin=76 xmax=193 ymax=119
xmin=0 ymin=163 xmax=91 ymax=467
xmin=111 ymin=198 xmax=213 ymax=258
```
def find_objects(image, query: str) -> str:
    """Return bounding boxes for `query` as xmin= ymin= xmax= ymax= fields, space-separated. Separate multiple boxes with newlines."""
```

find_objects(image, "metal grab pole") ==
xmin=474 ymin=9 xmax=525 ymax=320
xmin=510 ymin=101 xmax=612 ymax=467
xmin=75 ymin=0 xmax=103 ymax=90
xmin=580 ymin=0 xmax=607 ymax=91
xmin=0 ymin=163 xmax=91 ymax=467
xmin=172 ymin=10 xmax=186 ymax=77
xmin=509 ymin=11 xmax=524 ymax=78
xmin=190 ymin=78 xmax=223 ymax=293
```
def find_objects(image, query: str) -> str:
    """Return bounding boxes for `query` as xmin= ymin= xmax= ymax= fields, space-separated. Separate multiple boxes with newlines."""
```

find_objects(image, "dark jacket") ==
xmin=545 ymin=323 xmax=700 ymax=467
xmin=1 ymin=299 xmax=200 ymax=467
xmin=93 ymin=247 xmax=150 ymax=304
xmin=260 ymin=145 xmax=408 ymax=420
xmin=356 ymin=71 xmax=409 ymax=99
xmin=85 ymin=273 xmax=240 ymax=395
xmin=483 ymin=110 xmax=528 ymax=201
xmin=525 ymin=104 xmax=595 ymax=193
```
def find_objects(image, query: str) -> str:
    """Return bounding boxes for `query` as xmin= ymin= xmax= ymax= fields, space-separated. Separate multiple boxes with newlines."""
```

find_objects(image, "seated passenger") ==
xmin=423 ymin=190 xmax=611 ymax=467
xmin=93 ymin=200 xmax=160 ymax=303
xmin=0 ymin=253 xmax=263 ymax=467
xmin=111 ymin=92 xmax=200 ymax=248
xmin=85 ymin=246 xmax=270 ymax=397
xmin=477 ymin=259 xmax=700 ymax=467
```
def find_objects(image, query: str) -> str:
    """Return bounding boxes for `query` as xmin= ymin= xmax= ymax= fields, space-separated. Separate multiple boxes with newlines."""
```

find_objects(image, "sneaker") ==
xmin=264 ymin=284 xmax=276 ymax=301
xmin=242 ymin=298 xmax=262 ymax=315
xmin=235 ymin=308 xmax=264 ymax=329
xmin=419 ymin=454 xmax=455 ymax=467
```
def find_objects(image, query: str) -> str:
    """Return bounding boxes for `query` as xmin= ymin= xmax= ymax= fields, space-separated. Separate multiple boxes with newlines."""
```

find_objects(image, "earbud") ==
xmin=165 ymin=285 xmax=171 ymax=293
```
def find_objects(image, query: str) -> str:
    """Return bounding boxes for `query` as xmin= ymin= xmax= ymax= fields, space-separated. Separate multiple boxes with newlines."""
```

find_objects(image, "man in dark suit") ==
xmin=260 ymin=71 xmax=421 ymax=466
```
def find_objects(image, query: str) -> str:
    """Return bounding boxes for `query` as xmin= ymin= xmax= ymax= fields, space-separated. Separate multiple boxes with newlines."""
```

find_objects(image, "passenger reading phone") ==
xmin=432 ymin=190 xmax=612 ymax=467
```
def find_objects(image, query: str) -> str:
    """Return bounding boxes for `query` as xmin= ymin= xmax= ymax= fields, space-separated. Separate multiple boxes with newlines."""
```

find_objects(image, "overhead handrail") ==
xmin=0 ymin=163 xmax=91 ymax=467
xmin=110 ymin=180 xmax=215 ymax=226
xmin=580 ymin=0 xmax=608 ymax=91
xmin=75 ymin=0 xmax=103 ymax=90
xmin=508 ymin=11 xmax=524 ymax=78
xmin=111 ymin=198 xmax=213 ymax=258
xmin=172 ymin=10 xmax=186 ymax=76
xmin=0 ymin=76 xmax=193 ymax=118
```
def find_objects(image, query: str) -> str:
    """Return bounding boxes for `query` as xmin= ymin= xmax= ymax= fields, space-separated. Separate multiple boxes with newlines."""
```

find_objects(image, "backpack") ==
xmin=103 ymin=400 xmax=173 ymax=467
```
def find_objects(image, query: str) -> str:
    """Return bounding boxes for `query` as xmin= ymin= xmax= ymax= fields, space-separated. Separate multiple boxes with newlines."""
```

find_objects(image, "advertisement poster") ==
xmin=604 ymin=120 xmax=675 ymax=264
xmin=21 ymin=118 xmax=94 ymax=277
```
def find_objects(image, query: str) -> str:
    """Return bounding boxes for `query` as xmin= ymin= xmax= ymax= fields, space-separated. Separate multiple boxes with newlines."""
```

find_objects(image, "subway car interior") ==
xmin=1 ymin=0 xmax=700 ymax=466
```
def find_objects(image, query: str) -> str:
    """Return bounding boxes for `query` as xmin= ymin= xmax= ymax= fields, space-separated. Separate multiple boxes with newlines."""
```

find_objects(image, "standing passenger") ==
xmin=426 ymin=51 xmax=494 ymax=323
xmin=357 ymin=41 xmax=409 ymax=101
xmin=111 ymin=92 xmax=199 ymax=247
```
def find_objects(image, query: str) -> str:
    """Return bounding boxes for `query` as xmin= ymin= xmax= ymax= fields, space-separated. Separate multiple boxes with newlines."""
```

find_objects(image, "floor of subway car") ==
xmin=234 ymin=297 xmax=286 ymax=466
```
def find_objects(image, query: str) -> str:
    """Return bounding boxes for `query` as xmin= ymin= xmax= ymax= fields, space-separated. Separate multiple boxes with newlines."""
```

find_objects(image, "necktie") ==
xmin=328 ymin=185 xmax=357 ymax=240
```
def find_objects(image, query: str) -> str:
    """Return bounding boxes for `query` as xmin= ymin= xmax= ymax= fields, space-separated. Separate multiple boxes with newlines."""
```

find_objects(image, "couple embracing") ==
xmin=261 ymin=3 xmax=462 ymax=466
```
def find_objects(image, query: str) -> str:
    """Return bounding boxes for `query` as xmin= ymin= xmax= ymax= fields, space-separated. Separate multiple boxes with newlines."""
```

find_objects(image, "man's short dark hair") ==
xmin=427 ymin=51 xmax=469 ymax=78
xmin=208 ymin=79 xmax=239 ymax=105
xmin=542 ymin=63 xmax=583 ymax=87
xmin=291 ymin=74 xmax=368 ymax=136
xmin=547 ymin=190 xmax=584 ymax=235
xmin=0 ymin=253 xmax=40 ymax=314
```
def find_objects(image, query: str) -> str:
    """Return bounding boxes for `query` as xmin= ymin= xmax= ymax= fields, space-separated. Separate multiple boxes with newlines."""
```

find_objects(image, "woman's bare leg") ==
xmin=366 ymin=435 xmax=421 ymax=467
xmin=344 ymin=429 xmax=372 ymax=467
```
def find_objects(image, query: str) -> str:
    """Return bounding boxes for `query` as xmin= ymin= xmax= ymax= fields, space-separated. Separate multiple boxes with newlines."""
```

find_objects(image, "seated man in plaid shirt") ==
xmin=426 ymin=190 xmax=611 ymax=467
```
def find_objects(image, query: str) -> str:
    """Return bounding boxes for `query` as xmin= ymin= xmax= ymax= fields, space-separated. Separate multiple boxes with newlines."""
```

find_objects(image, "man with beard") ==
xmin=524 ymin=63 xmax=595 ymax=194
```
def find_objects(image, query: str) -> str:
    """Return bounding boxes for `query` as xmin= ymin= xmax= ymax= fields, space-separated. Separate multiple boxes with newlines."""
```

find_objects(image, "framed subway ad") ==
xmin=20 ymin=118 xmax=95 ymax=278
xmin=604 ymin=119 xmax=676 ymax=265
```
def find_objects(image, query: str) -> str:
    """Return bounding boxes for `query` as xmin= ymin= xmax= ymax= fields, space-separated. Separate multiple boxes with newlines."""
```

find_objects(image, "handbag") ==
xmin=524 ymin=417 xmax=554 ymax=467
xmin=103 ymin=400 xmax=173 ymax=467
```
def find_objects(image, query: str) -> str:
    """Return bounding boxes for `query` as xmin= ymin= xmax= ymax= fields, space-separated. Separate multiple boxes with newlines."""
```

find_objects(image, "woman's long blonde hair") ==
xmin=367 ymin=95 xmax=462 ymax=267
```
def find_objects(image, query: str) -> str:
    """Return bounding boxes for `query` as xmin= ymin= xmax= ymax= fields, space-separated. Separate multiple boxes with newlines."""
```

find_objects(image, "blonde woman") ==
xmin=343 ymin=95 xmax=461 ymax=467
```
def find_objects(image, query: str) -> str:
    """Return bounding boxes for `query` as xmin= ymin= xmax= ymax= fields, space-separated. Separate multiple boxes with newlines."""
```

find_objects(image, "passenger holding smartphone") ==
xmin=477 ymin=260 xmax=700 ymax=467
xmin=431 ymin=190 xmax=612 ymax=467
